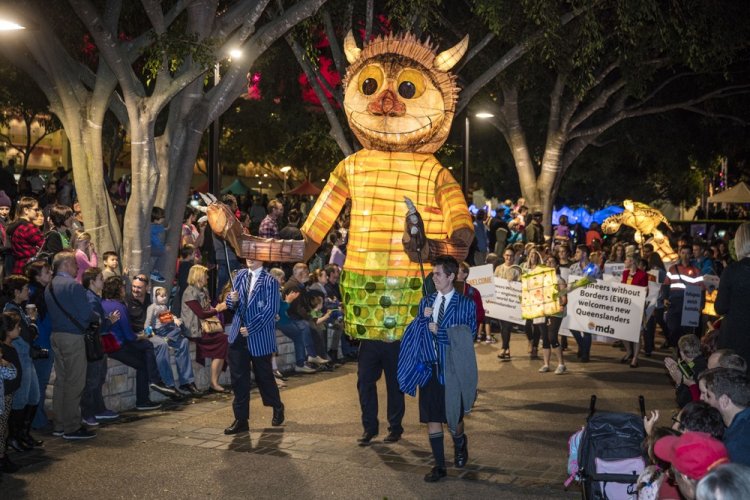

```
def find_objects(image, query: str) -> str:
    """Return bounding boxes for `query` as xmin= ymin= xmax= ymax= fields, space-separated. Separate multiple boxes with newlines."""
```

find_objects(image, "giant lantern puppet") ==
xmin=204 ymin=31 xmax=474 ymax=341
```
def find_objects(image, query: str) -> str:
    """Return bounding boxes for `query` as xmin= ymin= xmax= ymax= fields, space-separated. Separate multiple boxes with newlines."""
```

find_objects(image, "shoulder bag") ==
xmin=49 ymin=284 xmax=103 ymax=362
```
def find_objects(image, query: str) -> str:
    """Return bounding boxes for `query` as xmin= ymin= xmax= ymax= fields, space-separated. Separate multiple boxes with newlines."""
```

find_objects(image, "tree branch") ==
xmin=69 ymin=0 xmax=146 ymax=102
xmin=568 ymin=78 xmax=627 ymax=132
xmin=457 ymin=8 xmax=580 ymax=114
xmin=571 ymin=84 xmax=750 ymax=139
xmin=455 ymin=32 xmax=494 ymax=74
xmin=365 ymin=0 xmax=374 ymax=41
xmin=322 ymin=9 xmax=345 ymax=76
xmin=286 ymin=32 xmax=352 ymax=155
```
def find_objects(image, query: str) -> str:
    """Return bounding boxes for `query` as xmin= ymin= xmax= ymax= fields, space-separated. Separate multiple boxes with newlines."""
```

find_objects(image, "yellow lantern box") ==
xmin=521 ymin=266 xmax=562 ymax=319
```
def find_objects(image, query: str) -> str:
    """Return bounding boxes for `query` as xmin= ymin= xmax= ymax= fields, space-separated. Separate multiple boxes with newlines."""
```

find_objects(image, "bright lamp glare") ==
xmin=475 ymin=112 xmax=494 ymax=119
xmin=228 ymin=48 xmax=242 ymax=60
xmin=0 ymin=20 xmax=25 ymax=31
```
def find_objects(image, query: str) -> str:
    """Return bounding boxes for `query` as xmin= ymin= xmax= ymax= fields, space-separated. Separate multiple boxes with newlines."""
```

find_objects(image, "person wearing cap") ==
xmin=699 ymin=368 xmax=750 ymax=466
xmin=525 ymin=211 xmax=544 ymax=246
xmin=655 ymin=431 xmax=730 ymax=500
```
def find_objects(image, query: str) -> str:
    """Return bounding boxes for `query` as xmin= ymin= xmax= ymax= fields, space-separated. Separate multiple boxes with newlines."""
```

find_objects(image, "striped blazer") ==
xmin=398 ymin=291 xmax=477 ymax=395
xmin=226 ymin=268 xmax=280 ymax=356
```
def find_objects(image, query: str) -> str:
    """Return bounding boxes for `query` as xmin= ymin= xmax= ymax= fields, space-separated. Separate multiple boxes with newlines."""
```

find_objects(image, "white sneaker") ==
xmin=308 ymin=355 xmax=329 ymax=365
xmin=294 ymin=363 xmax=317 ymax=374
xmin=554 ymin=365 xmax=567 ymax=375
xmin=538 ymin=365 xmax=550 ymax=373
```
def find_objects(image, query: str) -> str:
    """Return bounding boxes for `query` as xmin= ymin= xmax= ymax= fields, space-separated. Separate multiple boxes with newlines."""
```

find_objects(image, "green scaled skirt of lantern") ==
xmin=340 ymin=270 xmax=423 ymax=341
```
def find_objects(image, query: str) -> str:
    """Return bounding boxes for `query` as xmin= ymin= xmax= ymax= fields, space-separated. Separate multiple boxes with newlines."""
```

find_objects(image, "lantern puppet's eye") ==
xmin=358 ymin=65 xmax=384 ymax=96
xmin=397 ymin=69 xmax=426 ymax=99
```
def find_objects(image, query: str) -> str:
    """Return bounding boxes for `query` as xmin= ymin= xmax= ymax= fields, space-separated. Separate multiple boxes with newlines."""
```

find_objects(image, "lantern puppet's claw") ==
xmin=203 ymin=198 xmax=306 ymax=262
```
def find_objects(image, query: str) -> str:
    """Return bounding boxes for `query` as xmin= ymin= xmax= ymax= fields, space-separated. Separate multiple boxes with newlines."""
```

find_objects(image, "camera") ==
xmin=677 ymin=359 xmax=694 ymax=380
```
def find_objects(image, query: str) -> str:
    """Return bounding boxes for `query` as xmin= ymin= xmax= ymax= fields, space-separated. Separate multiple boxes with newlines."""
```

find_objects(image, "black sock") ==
xmin=429 ymin=432 xmax=445 ymax=468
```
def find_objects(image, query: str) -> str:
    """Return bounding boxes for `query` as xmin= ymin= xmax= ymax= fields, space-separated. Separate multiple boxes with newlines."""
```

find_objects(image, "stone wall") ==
xmin=43 ymin=331 xmax=298 ymax=413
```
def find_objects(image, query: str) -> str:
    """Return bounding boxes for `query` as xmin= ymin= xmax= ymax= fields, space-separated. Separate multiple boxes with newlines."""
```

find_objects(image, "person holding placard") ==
xmin=539 ymin=256 xmax=567 ymax=374
xmin=621 ymin=255 xmax=649 ymax=368
xmin=521 ymin=249 xmax=544 ymax=359
xmin=569 ymin=245 xmax=601 ymax=362
xmin=664 ymin=246 xmax=703 ymax=348
xmin=494 ymin=248 xmax=521 ymax=361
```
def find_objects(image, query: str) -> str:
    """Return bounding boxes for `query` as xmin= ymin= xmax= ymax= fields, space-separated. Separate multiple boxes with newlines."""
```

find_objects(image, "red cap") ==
xmin=654 ymin=431 xmax=729 ymax=480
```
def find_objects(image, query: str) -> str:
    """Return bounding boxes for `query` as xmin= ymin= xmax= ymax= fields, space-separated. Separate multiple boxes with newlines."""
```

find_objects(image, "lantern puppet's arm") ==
xmin=300 ymin=160 xmax=350 ymax=261
xmin=205 ymin=199 xmax=312 ymax=262
xmin=403 ymin=226 xmax=473 ymax=263
xmin=402 ymin=168 xmax=474 ymax=263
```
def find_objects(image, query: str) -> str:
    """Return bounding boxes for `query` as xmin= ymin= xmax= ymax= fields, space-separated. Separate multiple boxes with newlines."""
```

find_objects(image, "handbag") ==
xmin=101 ymin=333 xmax=121 ymax=354
xmin=200 ymin=316 xmax=224 ymax=335
xmin=49 ymin=284 xmax=104 ymax=362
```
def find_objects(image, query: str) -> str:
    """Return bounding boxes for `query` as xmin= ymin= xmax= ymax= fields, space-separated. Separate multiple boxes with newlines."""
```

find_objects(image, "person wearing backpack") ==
xmin=7 ymin=197 xmax=45 ymax=274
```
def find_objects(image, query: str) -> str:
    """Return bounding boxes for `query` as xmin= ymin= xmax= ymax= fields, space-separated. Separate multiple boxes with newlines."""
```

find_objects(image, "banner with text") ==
xmin=466 ymin=264 xmax=495 ymax=298
xmin=485 ymin=278 xmax=525 ymax=325
xmin=561 ymin=281 xmax=647 ymax=342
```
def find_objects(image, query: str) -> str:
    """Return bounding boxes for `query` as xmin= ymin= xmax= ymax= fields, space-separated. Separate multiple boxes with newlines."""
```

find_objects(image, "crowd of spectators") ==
xmin=0 ymin=163 xmax=749 ymax=493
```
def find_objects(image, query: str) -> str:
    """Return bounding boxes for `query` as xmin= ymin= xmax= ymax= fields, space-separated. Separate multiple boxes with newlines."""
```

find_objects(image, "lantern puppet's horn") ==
xmin=198 ymin=192 xmax=213 ymax=206
xmin=433 ymin=35 xmax=469 ymax=72
xmin=344 ymin=31 xmax=361 ymax=64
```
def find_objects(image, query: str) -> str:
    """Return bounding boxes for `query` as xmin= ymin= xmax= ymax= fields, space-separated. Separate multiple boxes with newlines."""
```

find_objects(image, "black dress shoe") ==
xmin=8 ymin=436 xmax=32 ymax=452
xmin=208 ymin=386 xmax=230 ymax=394
xmin=272 ymin=404 xmax=285 ymax=426
xmin=423 ymin=466 xmax=447 ymax=482
xmin=272 ymin=369 xmax=287 ymax=381
xmin=383 ymin=431 xmax=401 ymax=443
xmin=454 ymin=435 xmax=469 ymax=468
xmin=224 ymin=420 xmax=249 ymax=435
xmin=357 ymin=431 xmax=377 ymax=446
xmin=180 ymin=383 xmax=203 ymax=396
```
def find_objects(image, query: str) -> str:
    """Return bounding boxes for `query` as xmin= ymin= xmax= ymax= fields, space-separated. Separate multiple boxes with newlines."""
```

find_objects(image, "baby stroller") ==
xmin=566 ymin=395 xmax=648 ymax=499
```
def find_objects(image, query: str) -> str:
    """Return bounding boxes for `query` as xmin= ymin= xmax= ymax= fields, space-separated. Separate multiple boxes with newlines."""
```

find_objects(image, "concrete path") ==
xmin=3 ymin=334 xmax=677 ymax=499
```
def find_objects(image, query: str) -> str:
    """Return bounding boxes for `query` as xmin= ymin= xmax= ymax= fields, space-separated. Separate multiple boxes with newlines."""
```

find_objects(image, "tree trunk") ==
xmin=122 ymin=115 xmax=160 ymax=276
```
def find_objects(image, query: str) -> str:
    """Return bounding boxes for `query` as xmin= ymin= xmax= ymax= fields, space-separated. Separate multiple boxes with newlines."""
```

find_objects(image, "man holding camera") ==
xmin=665 ymin=334 xmax=708 ymax=408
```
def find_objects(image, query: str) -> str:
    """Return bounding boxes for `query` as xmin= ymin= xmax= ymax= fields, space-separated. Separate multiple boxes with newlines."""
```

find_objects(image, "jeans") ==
xmin=278 ymin=320 xmax=316 ymax=366
xmin=81 ymin=356 xmax=108 ymax=419
xmin=644 ymin=307 xmax=668 ymax=353
xmin=32 ymin=352 xmax=54 ymax=429
xmin=571 ymin=330 xmax=591 ymax=360
xmin=152 ymin=326 xmax=194 ymax=387
xmin=216 ymin=259 xmax=241 ymax=297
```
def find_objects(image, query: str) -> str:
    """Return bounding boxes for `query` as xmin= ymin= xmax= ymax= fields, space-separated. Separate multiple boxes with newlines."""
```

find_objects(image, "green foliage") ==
xmin=142 ymin=32 xmax=217 ymax=85
xmin=217 ymin=43 xmax=345 ymax=181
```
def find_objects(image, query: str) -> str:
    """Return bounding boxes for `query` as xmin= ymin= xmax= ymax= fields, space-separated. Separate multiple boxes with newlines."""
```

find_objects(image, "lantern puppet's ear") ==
xmin=344 ymin=31 xmax=361 ymax=64
xmin=433 ymin=35 xmax=469 ymax=72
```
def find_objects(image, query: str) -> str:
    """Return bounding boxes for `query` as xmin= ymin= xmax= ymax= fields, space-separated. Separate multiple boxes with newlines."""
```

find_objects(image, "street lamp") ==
xmin=280 ymin=165 xmax=292 ymax=193
xmin=463 ymin=111 xmax=494 ymax=198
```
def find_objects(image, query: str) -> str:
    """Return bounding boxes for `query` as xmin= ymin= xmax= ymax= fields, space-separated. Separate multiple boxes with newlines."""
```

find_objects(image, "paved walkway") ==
xmin=3 ymin=335 xmax=677 ymax=499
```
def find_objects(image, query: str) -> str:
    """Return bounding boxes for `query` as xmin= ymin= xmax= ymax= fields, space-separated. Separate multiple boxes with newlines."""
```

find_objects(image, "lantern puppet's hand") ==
xmin=402 ymin=198 xmax=473 ymax=263
xmin=202 ymin=194 xmax=311 ymax=262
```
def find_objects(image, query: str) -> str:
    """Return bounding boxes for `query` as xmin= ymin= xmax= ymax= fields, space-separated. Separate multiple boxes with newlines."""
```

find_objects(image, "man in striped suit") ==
xmin=399 ymin=255 xmax=477 ymax=482
xmin=224 ymin=259 xmax=284 ymax=435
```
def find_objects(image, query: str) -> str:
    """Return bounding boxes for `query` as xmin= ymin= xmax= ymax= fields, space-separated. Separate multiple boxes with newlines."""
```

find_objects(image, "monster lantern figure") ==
xmin=207 ymin=32 xmax=474 ymax=341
